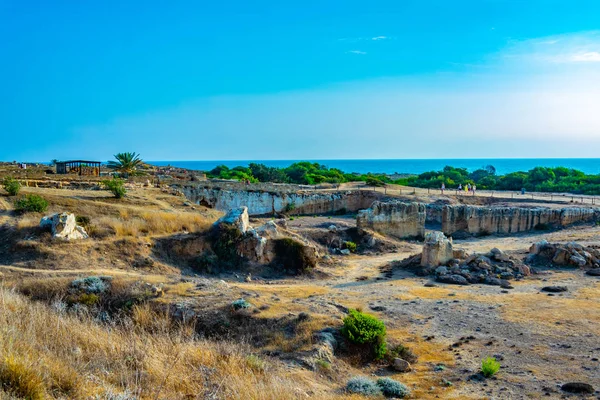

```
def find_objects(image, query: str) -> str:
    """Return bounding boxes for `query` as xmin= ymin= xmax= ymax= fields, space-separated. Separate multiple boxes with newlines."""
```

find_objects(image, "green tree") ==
xmin=107 ymin=152 xmax=143 ymax=177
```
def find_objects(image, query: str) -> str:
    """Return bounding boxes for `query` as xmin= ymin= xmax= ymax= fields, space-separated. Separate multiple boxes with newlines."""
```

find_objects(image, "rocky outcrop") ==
xmin=181 ymin=182 xmax=380 ymax=216
xmin=40 ymin=212 xmax=89 ymax=240
xmin=357 ymin=201 xmax=426 ymax=239
xmin=528 ymin=240 xmax=600 ymax=269
xmin=212 ymin=208 xmax=319 ymax=271
xmin=442 ymin=205 xmax=597 ymax=237
xmin=400 ymin=246 xmax=528 ymax=286
xmin=421 ymin=232 xmax=453 ymax=267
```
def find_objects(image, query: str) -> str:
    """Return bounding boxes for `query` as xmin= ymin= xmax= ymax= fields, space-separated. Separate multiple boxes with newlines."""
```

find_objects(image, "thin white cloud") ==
xmin=571 ymin=51 xmax=600 ymax=62
xmin=371 ymin=36 xmax=388 ymax=41
xmin=499 ymin=31 xmax=600 ymax=65
xmin=347 ymin=50 xmax=366 ymax=55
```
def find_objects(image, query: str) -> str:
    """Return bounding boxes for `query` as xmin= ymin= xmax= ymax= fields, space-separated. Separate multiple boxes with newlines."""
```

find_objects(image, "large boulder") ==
xmin=421 ymin=231 xmax=453 ymax=267
xmin=213 ymin=207 xmax=250 ymax=233
xmin=40 ymin=212 xmax=88 ymax=240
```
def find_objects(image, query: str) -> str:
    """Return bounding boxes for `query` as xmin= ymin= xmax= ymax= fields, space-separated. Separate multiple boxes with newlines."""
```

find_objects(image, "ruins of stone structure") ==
xmin=181 ymin=182 xmax=380 ymax=216
xmin=40 ymin=212 xmax=89 ymax=240
xmin=357 ymin=201 xmax=426 ymax=239
xmin=442 ymin=205 xmax=597 ymax=237
xmin=420 ymin=231 xmax=453 ymax=267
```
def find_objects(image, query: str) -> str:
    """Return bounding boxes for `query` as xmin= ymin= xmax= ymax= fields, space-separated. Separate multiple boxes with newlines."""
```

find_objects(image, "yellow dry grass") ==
xmin=0 ymin=286 xmax=359 ymax=400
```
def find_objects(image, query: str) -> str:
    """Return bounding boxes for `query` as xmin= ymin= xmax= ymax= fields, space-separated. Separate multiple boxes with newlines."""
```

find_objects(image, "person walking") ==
xmin=472 ymin=184 xmax=477 ymax=195
xmin=441 ymin=183 xmax=445 ymax=194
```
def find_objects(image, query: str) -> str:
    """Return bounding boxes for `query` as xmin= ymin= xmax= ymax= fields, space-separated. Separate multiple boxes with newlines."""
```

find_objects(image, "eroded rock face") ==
xmin=182 ymin=183 xmax=380 ymax=216
xmin=40 ymin=212 xmax=88 ymax=240
xmin=357 ymin=201 xmax=426 ymax=239
xmin=442 ymin=205 xmax=597 ymax=237
xmin=421 ymin=232 xmax=453 ymax=267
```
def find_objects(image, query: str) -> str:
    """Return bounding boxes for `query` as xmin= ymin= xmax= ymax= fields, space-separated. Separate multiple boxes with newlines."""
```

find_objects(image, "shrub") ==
xmin=14 ymin=194 xmax=48 ymax=213
xmin=344 ymin=241 xmax=357 ymax=253
xmin=232 ymin=298 xmax=251 ymax=310
xmin=2 ymin=177 xmax=21 ymax=196
xmin=102 ymin=177 xmax=126 ymax=199
xmin=71 ymin=276 xmax=111 ymax=294
xmin=376 ymin=377 xmax=410 ymax=398
xmin=341 ymin=309 xmax=387 ymax=360
xmin=481 ymin=357 xmax=501 ymax=377
xmin=346 ymin=376 xmax=381 ymax=396
xmin=386 ymin=343 xmax=418 ymax=364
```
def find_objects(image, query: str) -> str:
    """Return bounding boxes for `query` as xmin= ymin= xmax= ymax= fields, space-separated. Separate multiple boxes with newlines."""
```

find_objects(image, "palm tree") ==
xmin=107 ymin=152 xmax=143 ymax=177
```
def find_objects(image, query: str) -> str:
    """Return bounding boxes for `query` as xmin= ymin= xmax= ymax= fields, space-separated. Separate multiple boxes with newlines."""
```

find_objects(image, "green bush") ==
xmin=376 ymin=377 xmax=410 ymax=398
xmin=231 ymin=298 xmax=251 ymax=310
xmin=341 ymin=309 xmax=387 ymax=360
xmin=14 ymin=195 xmax=48 ymax=213
xmin=481 ymin=357 xmax=501 ymax=377
xmin=2 ymin=177 xmax=21 ymax=196
xmin=346 ymin=376 xmax=381 ymax=396
xmin=102 ymin=177 xmax=126 ymax=199
xmin=344 ymin=241 xmax=357 ymax=253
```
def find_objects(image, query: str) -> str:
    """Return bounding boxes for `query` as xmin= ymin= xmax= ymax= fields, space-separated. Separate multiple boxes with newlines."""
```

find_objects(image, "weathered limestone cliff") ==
xmin=442 ymin=205 xmax=597 ymax=237
xmin=357 ymin=201 xmax=426 ymax=239
xmin=180 ymin=183 xmax=380 ymax=216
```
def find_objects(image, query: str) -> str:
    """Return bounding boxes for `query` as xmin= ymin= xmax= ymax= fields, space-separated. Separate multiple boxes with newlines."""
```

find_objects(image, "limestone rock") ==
xmin=213 ymin=207 xmax=250 ymax=234
xmin=421 ymin=231 xmax=453 ymax=267
xmin=392 ymin=358 xmax=412 ymax=372
xmin=357 ymin=201 xmax=426 ymax=239
xmin=443 ymin=205 xmax=597 ymax=237
xmin=40 ymin=212 xmax=88 ymax=240
xmin=586 ymin=268 xmax=600 ymax=276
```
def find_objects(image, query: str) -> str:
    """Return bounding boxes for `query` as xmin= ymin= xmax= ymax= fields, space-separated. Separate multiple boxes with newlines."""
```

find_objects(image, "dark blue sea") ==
xmin=150 ymin=159 xmax=600 ymax=176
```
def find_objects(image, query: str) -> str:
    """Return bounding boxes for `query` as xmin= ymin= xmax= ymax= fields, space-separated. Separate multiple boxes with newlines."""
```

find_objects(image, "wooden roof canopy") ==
xmin=56 ymin=160 xmax=102 ymax=176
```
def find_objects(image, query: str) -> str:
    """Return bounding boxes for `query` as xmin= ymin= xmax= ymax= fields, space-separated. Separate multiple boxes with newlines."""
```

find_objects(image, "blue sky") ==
xmin=2 ymin=0 xmax=600 ymax=162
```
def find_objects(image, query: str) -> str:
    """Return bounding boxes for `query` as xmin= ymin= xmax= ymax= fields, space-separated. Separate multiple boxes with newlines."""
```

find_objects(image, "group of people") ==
xmin=440 ymin=183 xmax=476 ymax=195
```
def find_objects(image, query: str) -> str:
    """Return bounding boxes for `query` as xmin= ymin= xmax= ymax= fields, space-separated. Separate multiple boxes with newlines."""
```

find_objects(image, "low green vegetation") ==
xmin=346 ymin=376 xmax=410 ymax=398
xmin=102 ymin=177 xmax=126 ymax=199
xmin=344 ymin=241 xmax=357 ymax=253
xmin=207 ymin=162 xmax=389 ymax=186
xmin=346 ymin=376 xmax=381 ymax=396
xmin=341 ymin=309 xmax=387 ymax=360
xmin=2 ymin=177 xmax=21 ymax=196
xmin=376 ymin=377 xmax=410 ymax=398
xmin=14 ymin=194 xmax=48 ymax=213
xmin=481 ymin=356 xmax=501 ymax=377
xmin=397 ymin=165 xmax=600 ymax=194
xmin=207 ymin=162 xmax=600 ymax=194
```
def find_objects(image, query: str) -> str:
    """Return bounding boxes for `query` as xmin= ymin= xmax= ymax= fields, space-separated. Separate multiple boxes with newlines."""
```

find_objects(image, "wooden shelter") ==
xmin=56 ymin=160 xmax=101 ymax=176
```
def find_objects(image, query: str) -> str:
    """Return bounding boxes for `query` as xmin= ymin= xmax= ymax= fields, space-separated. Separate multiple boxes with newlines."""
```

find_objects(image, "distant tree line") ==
xmin=207 ymin=162 xmax=388 ymax=186
xmin=206 ymin=162 xmax=600 ymax=195
xmin=396 ymin=165 xmax=600 ymax=195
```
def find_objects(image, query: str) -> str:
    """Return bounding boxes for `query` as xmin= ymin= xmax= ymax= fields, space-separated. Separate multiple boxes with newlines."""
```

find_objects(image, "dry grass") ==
xmin=0 ymin=286 xmax=354 ymax=400
xmin=95 ymin=210 xmax=210 ymax=237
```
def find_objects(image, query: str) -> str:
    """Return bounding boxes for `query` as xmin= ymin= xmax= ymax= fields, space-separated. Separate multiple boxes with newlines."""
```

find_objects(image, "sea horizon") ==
xmin=150 ymin=158 xmax=600 ymax=176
